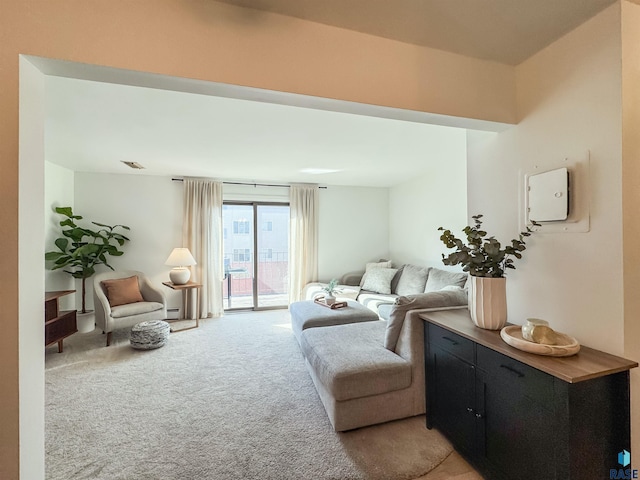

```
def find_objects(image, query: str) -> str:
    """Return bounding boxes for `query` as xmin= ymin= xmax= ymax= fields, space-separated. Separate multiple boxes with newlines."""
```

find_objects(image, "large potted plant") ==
xmin=45 ymin=207 xmax=130 ymax=332
xmin=438 ymin=215 xmax=536 ymax=330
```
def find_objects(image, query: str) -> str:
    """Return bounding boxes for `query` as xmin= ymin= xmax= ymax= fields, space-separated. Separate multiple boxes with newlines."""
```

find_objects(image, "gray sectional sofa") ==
xmin=304 ymin=263 xmax=468 ymax=317
xmin=293 ymin=264 xmax=468 ymax=431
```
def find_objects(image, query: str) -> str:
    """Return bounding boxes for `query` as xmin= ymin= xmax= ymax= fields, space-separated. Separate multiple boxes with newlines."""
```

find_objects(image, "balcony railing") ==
xmin=223 ymin=251 xmax=288 ymax=300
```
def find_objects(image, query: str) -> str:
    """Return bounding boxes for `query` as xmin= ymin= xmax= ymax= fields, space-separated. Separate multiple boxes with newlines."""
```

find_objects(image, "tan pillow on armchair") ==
xmin=101 ymin=275 xmax=144 ymax=307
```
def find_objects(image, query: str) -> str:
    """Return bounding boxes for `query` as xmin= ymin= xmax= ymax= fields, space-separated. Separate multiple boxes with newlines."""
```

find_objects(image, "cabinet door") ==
xmin=476 ymin=367 xmax=556 ymax=479
xmin=429 ymin=346 xmax=476 ymax=455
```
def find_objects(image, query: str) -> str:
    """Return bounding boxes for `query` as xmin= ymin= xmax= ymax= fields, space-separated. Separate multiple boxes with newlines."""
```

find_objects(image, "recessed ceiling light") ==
xmin=300 ymin=168 xmax=341 ymax=175
xmin=121 ymin=161 xmax=145 ymax=170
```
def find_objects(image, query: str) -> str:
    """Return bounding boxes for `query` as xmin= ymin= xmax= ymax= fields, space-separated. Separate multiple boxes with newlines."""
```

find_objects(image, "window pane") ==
xmin=223 ymin=204 xmax=254 ymax=309
xmin=257 ymin=205 xmax=289 ymax=308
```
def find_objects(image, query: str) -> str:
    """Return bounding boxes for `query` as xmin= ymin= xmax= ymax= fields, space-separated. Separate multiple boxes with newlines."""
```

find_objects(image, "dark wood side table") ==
xmin=45 ymin=290 xmax=77 ymax=353
xmin=162 ymin=281 xmax=203 ymax=332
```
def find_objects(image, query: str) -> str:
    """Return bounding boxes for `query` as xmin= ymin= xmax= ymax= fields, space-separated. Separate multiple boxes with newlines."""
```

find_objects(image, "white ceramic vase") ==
xmin=325 ymin=294 xmax=336 ymax=305
xmin=468 ymin=276 xmax=507 ymax=330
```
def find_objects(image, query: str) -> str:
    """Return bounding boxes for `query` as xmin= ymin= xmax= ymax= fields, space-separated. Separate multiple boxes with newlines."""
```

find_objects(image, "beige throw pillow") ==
xmin=101 ymin=275 xmax=144 ymax=307
xmin=359 ymin=260 xmax=393 ymax=287
xmin=361 ymin=267 xmax=398 ymax=295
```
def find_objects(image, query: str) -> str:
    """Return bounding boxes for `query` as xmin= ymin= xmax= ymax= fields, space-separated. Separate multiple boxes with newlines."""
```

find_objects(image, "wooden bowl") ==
xmin=500 ymin=325 xmax=580 ymax=357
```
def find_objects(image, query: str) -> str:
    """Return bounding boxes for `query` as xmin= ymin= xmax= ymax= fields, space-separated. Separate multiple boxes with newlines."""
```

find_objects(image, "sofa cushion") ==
xmin=384 ymin=287 xmax=468 ymax=351
xmin=377 ymin=303 xmax=394 ymax=321
xmin=299 ymin=321 xmax=411 ymax=401
xmin=101 ymin=275 xmax=145 ymax=307
xmin=361 ymin=267 xmax=398 ymax=294
xmin=356 ymin=292 xmax=397 ymax=313
xmin=396 ymin=265 xmax=430 ymax=296
xmin=424 ymin=268 xmax=468 ymax=292
xmin=110 ymin=301 xmax=165 ymax=319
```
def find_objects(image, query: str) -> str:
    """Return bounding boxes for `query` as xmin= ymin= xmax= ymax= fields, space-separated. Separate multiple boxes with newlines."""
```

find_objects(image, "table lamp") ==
xmin=165 ymin=247 xmax=196 ymax=285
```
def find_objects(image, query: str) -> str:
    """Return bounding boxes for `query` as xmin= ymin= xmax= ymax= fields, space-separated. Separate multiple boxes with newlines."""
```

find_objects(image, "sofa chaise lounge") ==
xmin=292 ymin=264 xmax=468 ymax=431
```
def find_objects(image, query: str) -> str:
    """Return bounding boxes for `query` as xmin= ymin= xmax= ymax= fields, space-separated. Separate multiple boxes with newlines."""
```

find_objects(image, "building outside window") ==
xmin=233 ymin=248 xmax=251 ymax=262
xmin=233 ymin=219 xmax=250 ymax=234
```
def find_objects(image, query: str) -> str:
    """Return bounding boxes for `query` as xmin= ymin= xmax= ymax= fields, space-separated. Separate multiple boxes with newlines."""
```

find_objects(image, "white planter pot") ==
xmin=325 ymin=294 xmax=336 ymax=305
xmin=468 ymin=276 xmax=507 ymax=330
xmin=77 ymin=311 xmax=95 ymax=333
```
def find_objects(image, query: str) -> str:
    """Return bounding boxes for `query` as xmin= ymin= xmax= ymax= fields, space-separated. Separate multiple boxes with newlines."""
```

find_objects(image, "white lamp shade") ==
xmin=165 ymin=248 xmax=197 ymax=267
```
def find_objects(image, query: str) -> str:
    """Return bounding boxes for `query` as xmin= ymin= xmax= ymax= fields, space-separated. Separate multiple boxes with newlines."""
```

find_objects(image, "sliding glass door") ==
xmin=222 ymin=202 xmax=289 ymax=310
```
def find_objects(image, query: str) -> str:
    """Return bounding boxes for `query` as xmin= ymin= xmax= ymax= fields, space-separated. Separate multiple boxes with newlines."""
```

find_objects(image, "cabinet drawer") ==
xmin=45 ymin=310 xmax=77 ymax=346
xmin=477 ymin=345 xmax=554 ymax=406
xmin=428 ymin=324 xmax=474 ymax=363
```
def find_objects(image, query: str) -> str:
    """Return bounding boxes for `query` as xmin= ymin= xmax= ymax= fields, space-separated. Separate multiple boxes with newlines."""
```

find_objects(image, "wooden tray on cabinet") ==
xmin=500 ymin=325 xmax=580 ymax=357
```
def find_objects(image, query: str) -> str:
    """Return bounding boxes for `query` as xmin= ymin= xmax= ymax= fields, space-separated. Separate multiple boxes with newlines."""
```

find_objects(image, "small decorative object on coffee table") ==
xmin=322 ymin=278 xmax=339 ymax=305
xmin=313 ymin=297 xmax=347 ymax=309
xmin=130 ymin=320 xmax=170 ymax=350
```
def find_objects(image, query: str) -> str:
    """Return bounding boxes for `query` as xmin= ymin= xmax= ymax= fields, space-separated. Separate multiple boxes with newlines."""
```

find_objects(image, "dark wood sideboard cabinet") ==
xmin=421 ymin=309 xmax=638 ymax=480
xmin=45 ymin=290 xmax=77 ymax=353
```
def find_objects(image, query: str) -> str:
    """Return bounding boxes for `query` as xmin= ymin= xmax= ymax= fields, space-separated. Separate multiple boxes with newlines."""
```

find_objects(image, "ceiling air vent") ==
xmin=121 ymin=161 xmax=145 ymax=170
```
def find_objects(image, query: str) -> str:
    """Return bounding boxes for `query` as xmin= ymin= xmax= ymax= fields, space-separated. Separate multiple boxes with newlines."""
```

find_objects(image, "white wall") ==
xmin=74 ymin=175 xmax=389 ymax=302
xmin=44 ymin=161 xmax=75 ymax=309
xmin=467 ymin=4 xmax=623 ymax=354
xmin=317 ymin=185 xmax=389 ymax=281
xmin=74 ymin=172 xmax=184 ymax=310
xmin=389 ymin=128 xmax=468 ymax=268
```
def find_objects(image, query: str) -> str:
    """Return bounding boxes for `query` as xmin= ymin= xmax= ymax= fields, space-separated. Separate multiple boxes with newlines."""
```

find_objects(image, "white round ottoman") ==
xmin=130 ymin=320 xmax=170 ymax=350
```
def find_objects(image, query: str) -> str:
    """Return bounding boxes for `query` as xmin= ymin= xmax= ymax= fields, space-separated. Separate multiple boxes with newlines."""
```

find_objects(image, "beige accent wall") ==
xmin=468 ymin=2 xmax=640 ymax=455
xmin=469 ymin=3 xmax=623 ymax=351
xmin=1 ymin=1 xmax=517 ymax=478
xmin=622 ymin=0 xmax=640 ymax=461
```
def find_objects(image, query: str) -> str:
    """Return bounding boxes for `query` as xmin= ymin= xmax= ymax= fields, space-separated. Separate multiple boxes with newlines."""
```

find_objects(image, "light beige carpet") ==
xmin=45 ymin=310 xmax=452 ymax=479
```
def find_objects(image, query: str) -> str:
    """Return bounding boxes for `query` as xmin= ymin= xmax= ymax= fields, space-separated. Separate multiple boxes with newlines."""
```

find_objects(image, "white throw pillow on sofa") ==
xmin=359 ymin=260 xmax=393 ymax=286
xmin=361 ymin=267 xmax=398 ymax=295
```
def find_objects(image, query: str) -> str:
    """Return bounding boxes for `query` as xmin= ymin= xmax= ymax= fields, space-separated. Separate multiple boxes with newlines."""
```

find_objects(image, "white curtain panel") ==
xmin=183 ymin=178 xmax=224 ymax=318
xmin=288 ymin=184 xmax=319 ymax=302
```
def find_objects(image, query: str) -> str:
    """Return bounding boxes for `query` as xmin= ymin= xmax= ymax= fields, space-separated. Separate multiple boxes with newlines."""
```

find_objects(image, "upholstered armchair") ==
xmin=93 ymin=270 xmax=167 ymax=346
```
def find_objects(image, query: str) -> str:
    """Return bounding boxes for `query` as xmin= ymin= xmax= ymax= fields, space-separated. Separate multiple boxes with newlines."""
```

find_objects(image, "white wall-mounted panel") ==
xmin=527 ymin=167 xmax=569 ymax=222
xmin=520 ymin=153 xmax=591 ymax=233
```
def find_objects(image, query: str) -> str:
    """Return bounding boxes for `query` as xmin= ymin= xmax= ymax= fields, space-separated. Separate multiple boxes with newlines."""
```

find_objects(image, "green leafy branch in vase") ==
xmin=438 ymin=215 xmax=538 ymax=278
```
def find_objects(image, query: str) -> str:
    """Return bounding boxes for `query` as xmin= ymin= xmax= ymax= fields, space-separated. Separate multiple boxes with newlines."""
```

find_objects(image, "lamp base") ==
xmin=169 ymin=267 xmax=191 ymax=285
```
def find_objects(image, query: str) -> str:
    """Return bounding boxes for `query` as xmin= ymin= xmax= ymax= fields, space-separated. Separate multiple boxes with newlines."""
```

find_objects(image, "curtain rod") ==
xmin=171 ymin=178 xmax=327 ymax=189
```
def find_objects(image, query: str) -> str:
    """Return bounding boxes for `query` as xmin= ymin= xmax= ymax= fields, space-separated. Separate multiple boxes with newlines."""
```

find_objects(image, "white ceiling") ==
xmin=44 ymin=0 xmax=615 ymax=187
xmin=45 ymin=75 xmax=468 ymax=188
